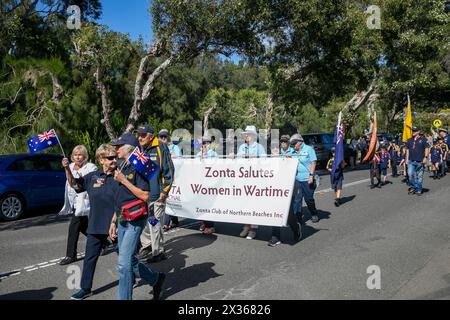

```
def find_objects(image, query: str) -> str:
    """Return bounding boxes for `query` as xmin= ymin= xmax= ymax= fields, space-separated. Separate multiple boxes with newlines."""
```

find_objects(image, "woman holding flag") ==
xmin=62 ymin=144 xmax=119 ymax=300
xmin=59 ymin=145 xmax=97 ymax=265
xmin=108 ymin=132 xmax=166 ymax=300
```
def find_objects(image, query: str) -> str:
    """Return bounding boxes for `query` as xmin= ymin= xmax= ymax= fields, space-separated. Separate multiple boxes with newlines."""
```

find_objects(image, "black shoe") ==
xmin=70 ymin=288 xmax=92 ymax=300
xmin=311 ymin=215 xmax=319 ymax=223
xmin=147 ymin=252 xmax=167 ymax=263
xmin=376 ymin=183 xmax=382 ymax=188
xmin=59 ymin=256 xmax=76 ymax=265
xmin=153 ymin=273 xmax=166 ymax=300
xmin=408 ymin=187 xmax=416 ymax=195
xmin=334 ymin=199 xmax=340 ymax=207
xmin=416 ymin=191 xmax=423 ymax=196
xmin=293 ymin=222 xmax=302 ymax=242
xmin=370 ymin=184 xmax=375 ymax=189
xmin=267 ymin=236 xmax=281 ymax=247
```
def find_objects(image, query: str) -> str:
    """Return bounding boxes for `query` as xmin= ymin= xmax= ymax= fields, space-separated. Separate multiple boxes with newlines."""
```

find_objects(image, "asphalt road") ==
xmin=1 ymin=166 xmax=450 ymax=300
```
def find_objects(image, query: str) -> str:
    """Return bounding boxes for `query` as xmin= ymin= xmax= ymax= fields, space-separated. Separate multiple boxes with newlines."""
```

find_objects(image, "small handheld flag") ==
xmin=28 ymin=129 xmax=63 ymax=155
xmin=331 ymin=112 xmax=344 ymax=178
xmin=127 ymin=147 xmax=160 ymax=180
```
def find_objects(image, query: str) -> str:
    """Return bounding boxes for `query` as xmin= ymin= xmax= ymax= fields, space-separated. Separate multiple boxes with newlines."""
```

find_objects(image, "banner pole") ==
xmin=54 ymin=130 xmax=66 ymax=158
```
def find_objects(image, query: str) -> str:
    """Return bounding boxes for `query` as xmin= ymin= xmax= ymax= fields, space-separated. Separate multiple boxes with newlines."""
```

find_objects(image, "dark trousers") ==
xmin=391 ymin=162 xmax=398 ymax=176
xmin=66 ymin=215 xmax=88 ymax=258
xmin=272 ymin=196 xmax=301 ymax=239
xmin=370 ymin=164 xmax=381 ymax=186
xmin=80 ymin=234 xmax=109 ymax=290
xmin=292 ymin=180 xmax=318 ymax=217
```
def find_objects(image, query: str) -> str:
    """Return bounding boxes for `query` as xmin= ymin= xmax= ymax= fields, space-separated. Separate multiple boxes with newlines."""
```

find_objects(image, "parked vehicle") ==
xmin=301 ymin=133 xmax=351 ymax=168
xmin=0 ymin=153 xmax=66 ymax=221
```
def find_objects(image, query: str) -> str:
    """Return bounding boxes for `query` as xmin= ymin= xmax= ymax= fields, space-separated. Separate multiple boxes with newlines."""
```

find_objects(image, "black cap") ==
xmin=158 ymin=129 xmax=170 ymax=137
xmin=136 ymin=125 xmax=154 ymax=134
xmin=412 ymin=126 xmax=420 ymax=132
xmin=280 ymin=135 xmax=290 ymax=143
xmin=111 ymin=132 xmax=139 ymax=147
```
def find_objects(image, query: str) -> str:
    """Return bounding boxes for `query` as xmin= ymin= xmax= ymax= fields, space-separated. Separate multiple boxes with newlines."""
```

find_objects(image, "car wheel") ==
xmin=0 ymin=193 xmax=25 ymax=221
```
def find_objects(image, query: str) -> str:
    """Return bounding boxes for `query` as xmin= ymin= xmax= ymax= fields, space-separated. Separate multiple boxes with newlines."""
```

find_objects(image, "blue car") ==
xmin=0 ymin=153 xmax=66 ymax=221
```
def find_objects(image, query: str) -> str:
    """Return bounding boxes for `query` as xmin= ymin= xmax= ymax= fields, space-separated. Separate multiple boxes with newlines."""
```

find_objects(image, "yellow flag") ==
xmin=402 ymin=95 xmax=412 ymax=143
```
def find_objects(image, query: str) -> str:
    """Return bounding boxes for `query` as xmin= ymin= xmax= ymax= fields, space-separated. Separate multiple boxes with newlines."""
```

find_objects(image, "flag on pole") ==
xmin=28 ymin=129 xmax=60 ymax=154
xmin=331 ymin=111 xmax=344 ymax=177
xmin=128 ymin=147 xmax=160 ymax=180
xmin=402 ymin=94 xmax=413 ymax=143
xmin=363 ymin=112 xmax=379 ymax=162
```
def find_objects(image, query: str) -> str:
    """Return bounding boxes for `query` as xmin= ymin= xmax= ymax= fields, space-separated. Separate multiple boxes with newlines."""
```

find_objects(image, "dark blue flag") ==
xmin=128 ymin=147 xmax=160 ymax=180
xmin=28 ymin=129 xmax=59 ymax=154
xmin=331 ymin=112 xmax=344 ymax=178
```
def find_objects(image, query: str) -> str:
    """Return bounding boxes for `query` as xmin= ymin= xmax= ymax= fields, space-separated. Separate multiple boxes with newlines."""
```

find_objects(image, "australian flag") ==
xmin=331 ymin=112 xmax=344 ymax=179
xmin=28 ymin=129 xmax=59 ymax=154
xmin=128 ymin=147 xmax=160 ymax=180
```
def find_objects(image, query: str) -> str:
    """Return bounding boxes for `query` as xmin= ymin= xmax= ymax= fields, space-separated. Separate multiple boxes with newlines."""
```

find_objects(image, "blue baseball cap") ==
xmin=136 ymin=125 xmax=155 ymax=134
xmin=111 ymin=132 xmax=139 ymax=147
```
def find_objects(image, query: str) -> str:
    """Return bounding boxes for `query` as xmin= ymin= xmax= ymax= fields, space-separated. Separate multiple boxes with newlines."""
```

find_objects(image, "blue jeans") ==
xmin=292 ymin=180 xmax=317 ymax=221
xmin=117 ymin=218 xmax=159 ymax=300
xmin=407 ymin=160 xmax=425 ymax=193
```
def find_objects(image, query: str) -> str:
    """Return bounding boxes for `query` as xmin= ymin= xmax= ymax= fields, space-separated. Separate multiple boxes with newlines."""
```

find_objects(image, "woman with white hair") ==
xmin=59 ymin=145 xmax=97 ymax=265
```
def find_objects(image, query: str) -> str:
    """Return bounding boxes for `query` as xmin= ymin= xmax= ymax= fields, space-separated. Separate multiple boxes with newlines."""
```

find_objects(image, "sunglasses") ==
xmin=104 ymin=155 xmax=117 ymax=161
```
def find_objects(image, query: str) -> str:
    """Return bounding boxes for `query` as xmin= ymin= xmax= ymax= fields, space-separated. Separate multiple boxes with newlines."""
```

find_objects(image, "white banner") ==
xmin=166 ymin=158 xmax=298 ymax=226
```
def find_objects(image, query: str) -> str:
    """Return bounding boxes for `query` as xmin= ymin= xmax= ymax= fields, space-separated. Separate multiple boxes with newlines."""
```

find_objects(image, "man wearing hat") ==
xmin=158 ymin=129 xmax=182 ymax=159
xmin=136 ymin=125 xmax=174 ymax=263
xmin=405 ymin=126 xmax=430 ymax=195
xmin=289 ymin=133 xmax=320 ymax=223
xmin=158 ymin=129 xmax=181 ymax=231
xmin=237 ymin=125 xmax=267 ymax=240
xmin=196 ymin=135 xmax=218 ymax=234
xmin=196 ymin=135 xmax=218 ymax=159
xmin=280 ymin=134 xmax=294 ymax=158
xmin=438 ymin=128 xmax=449 ymax=173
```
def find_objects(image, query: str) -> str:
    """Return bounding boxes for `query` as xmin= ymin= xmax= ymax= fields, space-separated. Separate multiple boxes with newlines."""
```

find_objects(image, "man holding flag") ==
xmin=109 ymin=132 xmax=166 ymax=300
xmin=327 ymin=112 xmax=345 ymax=207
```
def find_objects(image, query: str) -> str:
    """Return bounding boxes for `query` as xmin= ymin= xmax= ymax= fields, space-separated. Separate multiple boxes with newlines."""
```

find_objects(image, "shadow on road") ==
xmin=0 ymin=208 xmax=69 ymax=232
xmin=0 ymin=287 xmax=57 ymax=300
xmin=339 ymin=195 xmax=356 ymax=205
xmin=144 ymin=233 xmax=222 ymax=299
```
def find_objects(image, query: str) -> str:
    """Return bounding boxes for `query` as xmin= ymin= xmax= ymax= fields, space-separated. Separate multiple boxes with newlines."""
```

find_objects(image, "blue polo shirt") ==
xmin=115 ymin=163 xmax=150 ymax=222
xmin=196 ymin=149 xmax=218 ymax=158
xmin=75 ymin=170 xmax=118 ymax=235
xmin=168 ymin=143 xmax=181 ymax=157
xmin=292 ymin=144 xmax=317 ymax=182
xmin=237 ymin=142 xmax=267 ymax=158
xmin=280 ymin=146 xmax=295 ymax=158
xmin=405 ymin=136 xmax=429 ymax=162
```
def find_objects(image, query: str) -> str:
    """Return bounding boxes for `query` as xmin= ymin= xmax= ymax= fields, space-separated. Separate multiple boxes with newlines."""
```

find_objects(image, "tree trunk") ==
xmin=95 ymin=67 xmax=116 ymax=140
xmin=126 ymin=55 xmax=175 ymax=133
xmin=264 ymin=92 xmax=274 ymax=133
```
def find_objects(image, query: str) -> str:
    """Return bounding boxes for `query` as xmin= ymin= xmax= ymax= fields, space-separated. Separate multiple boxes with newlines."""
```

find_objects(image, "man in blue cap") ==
xmin=135 ymin=125 xmax=174 ymax=263
xmin=405 ymin=126 xmax=430 ymax=195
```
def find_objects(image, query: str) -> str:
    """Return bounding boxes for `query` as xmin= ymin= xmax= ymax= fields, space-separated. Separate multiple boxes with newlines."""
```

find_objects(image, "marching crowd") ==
xmin=56 ymin=123 xmax=450 ymax=300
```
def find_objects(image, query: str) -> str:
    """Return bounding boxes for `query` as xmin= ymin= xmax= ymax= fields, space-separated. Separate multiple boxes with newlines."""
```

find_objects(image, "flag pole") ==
xmin=53 ymin=130 xmax=66 ymax=158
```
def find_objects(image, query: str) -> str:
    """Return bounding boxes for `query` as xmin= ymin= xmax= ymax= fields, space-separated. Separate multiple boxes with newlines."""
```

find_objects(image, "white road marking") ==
xmin=49 ymin=258 xmax=62 ymax=263
xmin=39 ymin=263 xmax=56 ymax=268
xmin=26 ymin=268 xmax=39 ymax=272
xmin=37 ymin=262 xmax=49 ymax=266
xmin=24 ymin=265 xmax=36 ymax=270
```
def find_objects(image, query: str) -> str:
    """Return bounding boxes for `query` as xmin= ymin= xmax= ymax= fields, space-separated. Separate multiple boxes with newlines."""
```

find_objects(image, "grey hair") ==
xmin=122 ymin=144 xmax=136 ymax=156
